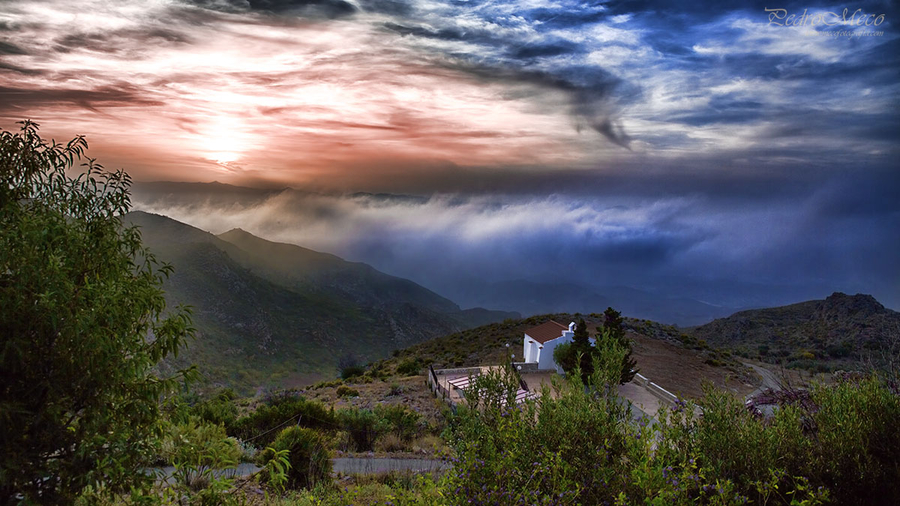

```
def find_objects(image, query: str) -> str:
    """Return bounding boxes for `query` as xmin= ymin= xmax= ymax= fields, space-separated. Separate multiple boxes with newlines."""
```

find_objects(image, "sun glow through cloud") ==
xmin=1 ymin=0 xmax=897 ymax=308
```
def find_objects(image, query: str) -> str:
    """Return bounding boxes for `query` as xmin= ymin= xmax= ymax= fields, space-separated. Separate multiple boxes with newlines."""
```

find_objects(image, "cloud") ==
xmin=0 ymin=40 xmax=26 ymax=55
xmin=186 ymin=0 xmax=358 ymax=18
xmin=0 ymin=83 xmax=163 ymax=114
xmin=53 ymin=28 xmax=193 ymax=55
xmin=1 ymin=0 xmax=897 ymax=310
xmin=130 ymin=166 xmax=900 ymax=312
xmin=4 ymin=0 xmax=895 ymax=178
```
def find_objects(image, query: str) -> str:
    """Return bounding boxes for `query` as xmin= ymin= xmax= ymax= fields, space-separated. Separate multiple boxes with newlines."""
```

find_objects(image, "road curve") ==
xmin=742 ymin=361 xmax=782 ymax=398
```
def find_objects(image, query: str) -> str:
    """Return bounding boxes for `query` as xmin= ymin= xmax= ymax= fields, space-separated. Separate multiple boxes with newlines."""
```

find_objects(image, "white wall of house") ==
xmin=538 ymin=336 xmax=568 ymax=370
xmin=522 ymin=326 xmax=578 ymax=370
xmin=524 ymin=324 xmax=599 ymax=371
xmin=523 ymin=335 xmax=536 ymax=363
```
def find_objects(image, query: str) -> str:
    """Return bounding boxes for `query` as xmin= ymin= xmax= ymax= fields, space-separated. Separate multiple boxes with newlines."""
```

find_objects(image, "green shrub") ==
xmin=190 ymin=393 xmax=239 ymax=429
xmin=161 ymin=418 xmax=242 ymax=491
xmin=374 ymin=404 xmax=423 ymax=441
xmin=364 ymin=361 xmax=390 ymax=381
xmin=311 ymin=379 xmax=343 ymax=389
xmin=341 ymin=365 xmax=366 ymax=380
xmin=446 ymin=351 xmax=634 ymax=505
xmin=259 ymin=427 xmax=331 ymax=490
xmin=336 ymin=385 xmax=359 ymax=397
xmin=230 ymin=395 xmax=335 ymax=447
xmin=809 ymin=375 xmax=900 ymax=503
xmin=396 ymin=358 xmax=422 ymax=377
xmin=337 ymin=407 xmax=378 ymax=451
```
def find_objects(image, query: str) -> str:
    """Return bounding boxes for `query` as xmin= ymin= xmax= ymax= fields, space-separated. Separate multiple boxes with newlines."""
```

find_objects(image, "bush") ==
xmin=443 ymin=342 xmax=894 ymax=505
xmin=337 ymin=407 xmax=378 ymax=451
xmin=446 ymin=349 xmax=633 ymax=505
xmin=190 ymin=392 xmax=239 ymax=429
xmin=230 ymin=396 xmax=335 ymax=447
xmin=375 ymin=404 xmax=423 ymax=441
xmin=161 ymin=418 xmax=242 ymax=491
xmin=656 ymin=375 xmax=900 ymax=505
xmin=259 ymin=427 xmax=332 ymax=490
xmin=374 ymin=433 xmax=406 ymax=453
xmin=341 ymin=365 xmax=366 ymax=380
xmin=396 ymin=358 xmax=422 ymax=376
xmin=311 ymin=379 xmax=342 ymax=389
xmin=336 ymin=385 xmax=359 ymax=397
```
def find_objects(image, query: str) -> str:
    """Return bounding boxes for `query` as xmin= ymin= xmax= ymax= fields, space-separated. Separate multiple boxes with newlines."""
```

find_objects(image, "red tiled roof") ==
xmin=524 ymin=320 xmax=568 ymax=344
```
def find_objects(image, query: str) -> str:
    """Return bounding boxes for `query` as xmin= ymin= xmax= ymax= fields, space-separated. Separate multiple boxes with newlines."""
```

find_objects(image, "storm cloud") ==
xmin=131 ymin=166 xmax=900 ymax=315
xmin=2 ymin=0 xmax=897 ymax=316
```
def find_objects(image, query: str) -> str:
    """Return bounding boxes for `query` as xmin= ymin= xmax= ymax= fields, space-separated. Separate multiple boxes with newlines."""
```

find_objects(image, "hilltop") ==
xmin=125 ymin=211 xmax=516 ymax=392
xmin=687 ymin=292 xmax=900 ymax=371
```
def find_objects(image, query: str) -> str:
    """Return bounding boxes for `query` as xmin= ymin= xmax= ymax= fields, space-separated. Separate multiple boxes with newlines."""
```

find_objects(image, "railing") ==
xmin=633 ymin=372 xmax=678 ymax=406
xmin=509 ymin=358 xmax=530 ymax=392
xmin=427 ymin=364 xmax=453 ymax=405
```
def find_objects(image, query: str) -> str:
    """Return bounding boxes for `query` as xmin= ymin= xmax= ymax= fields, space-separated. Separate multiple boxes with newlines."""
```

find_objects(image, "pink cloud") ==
xmin=0 ymin=0 xmax=610 ymax=186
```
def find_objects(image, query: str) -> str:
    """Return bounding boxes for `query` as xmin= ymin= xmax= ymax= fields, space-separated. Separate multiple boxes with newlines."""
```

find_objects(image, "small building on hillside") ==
xmin=523 ymin=320 xmax=595 ymax=371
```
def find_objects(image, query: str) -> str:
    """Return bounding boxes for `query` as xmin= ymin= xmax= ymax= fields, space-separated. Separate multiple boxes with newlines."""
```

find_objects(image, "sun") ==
xmin=210 ymin=151 xmax=240 ymax=164
xmin=199 ymin=116 xmax=250 ymax=164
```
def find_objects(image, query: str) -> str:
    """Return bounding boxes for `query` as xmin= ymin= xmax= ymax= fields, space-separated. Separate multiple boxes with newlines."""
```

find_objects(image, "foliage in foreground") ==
xmin=71 ymin=359 xmax=900 ymax=505
xmin=0 ymin=122 xmax=194 ymax=503
xmin=446 ymin=342 xmax=899 ymax=505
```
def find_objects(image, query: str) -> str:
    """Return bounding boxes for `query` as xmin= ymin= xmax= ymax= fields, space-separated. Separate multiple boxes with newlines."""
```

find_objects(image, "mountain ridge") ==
xmin=125 ymin=211 xmax=517 ymax=392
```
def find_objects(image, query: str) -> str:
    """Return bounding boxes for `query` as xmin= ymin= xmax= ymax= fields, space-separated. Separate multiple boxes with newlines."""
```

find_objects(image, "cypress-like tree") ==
xmin=600 ymin=307 xmax=637 ymax=384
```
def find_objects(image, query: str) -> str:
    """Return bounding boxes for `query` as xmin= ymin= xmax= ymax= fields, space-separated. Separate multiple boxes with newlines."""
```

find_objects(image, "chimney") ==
xmin=568 ymin=322 xmax=576 ymax=332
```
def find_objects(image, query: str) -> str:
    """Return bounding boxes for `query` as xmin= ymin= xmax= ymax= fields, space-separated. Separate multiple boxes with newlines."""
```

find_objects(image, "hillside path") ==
xmin=742 ymin=361 xmax=781 ymax=397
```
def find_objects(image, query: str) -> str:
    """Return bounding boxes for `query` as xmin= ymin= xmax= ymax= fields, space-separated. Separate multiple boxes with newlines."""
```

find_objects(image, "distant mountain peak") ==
xmin=820 ymin=292 xmax=887 ymax=318
xmin=221 ymin=227 xmax=251 ymax=236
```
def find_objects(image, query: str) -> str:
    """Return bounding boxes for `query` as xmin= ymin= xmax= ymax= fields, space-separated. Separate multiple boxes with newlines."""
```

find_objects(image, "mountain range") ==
xmin=129 ymin=208 xmax=898 ymax=390
xmin=131 ymin=181 xmax=862 ymax=326
xmin=126 ymin=211 xmax=516 ymax=392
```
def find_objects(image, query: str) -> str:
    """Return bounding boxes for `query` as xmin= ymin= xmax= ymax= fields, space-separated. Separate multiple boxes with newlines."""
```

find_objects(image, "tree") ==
xmin=599 ymin=307 xmax=637 ymax=384
xmin=0 ymin=121 xmax=194 ymax=503
xmin=555 ymin=318 xmax=596 ymax=384
xmin=572 ymin=317 xmax=591 ymax=348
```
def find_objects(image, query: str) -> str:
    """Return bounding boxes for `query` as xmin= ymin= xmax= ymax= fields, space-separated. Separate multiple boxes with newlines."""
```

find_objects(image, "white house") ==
xmin=522 ymin=320 xmax=595 ymax=371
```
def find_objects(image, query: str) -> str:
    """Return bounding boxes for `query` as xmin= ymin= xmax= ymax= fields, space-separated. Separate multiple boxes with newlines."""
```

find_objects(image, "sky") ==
xmin=2 ymin=0 xmax=899 ymax=313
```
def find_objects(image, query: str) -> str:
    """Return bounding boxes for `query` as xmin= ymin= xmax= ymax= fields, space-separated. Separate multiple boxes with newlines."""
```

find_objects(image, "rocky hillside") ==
xmin=126 ymin=211 xmax=516 ymax=392
xmin=687 ymin=292 xmax=900 ymax=370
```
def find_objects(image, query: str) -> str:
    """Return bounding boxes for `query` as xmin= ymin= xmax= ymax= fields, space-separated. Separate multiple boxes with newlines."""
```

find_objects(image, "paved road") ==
xmin=741 ymin=362 xmax=783 ymax=417
xmin=150 ymin=457 xmax=448 ymax=481
xmin=149 ymin=463 xmax=261 ymax=482
xmin=742 ymin=362 xmax=782 ymax=397
xmin=618 ymin=382 xmax=661 ymax=420
xmin=332 ymin=457 xmax=447 ymax=475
